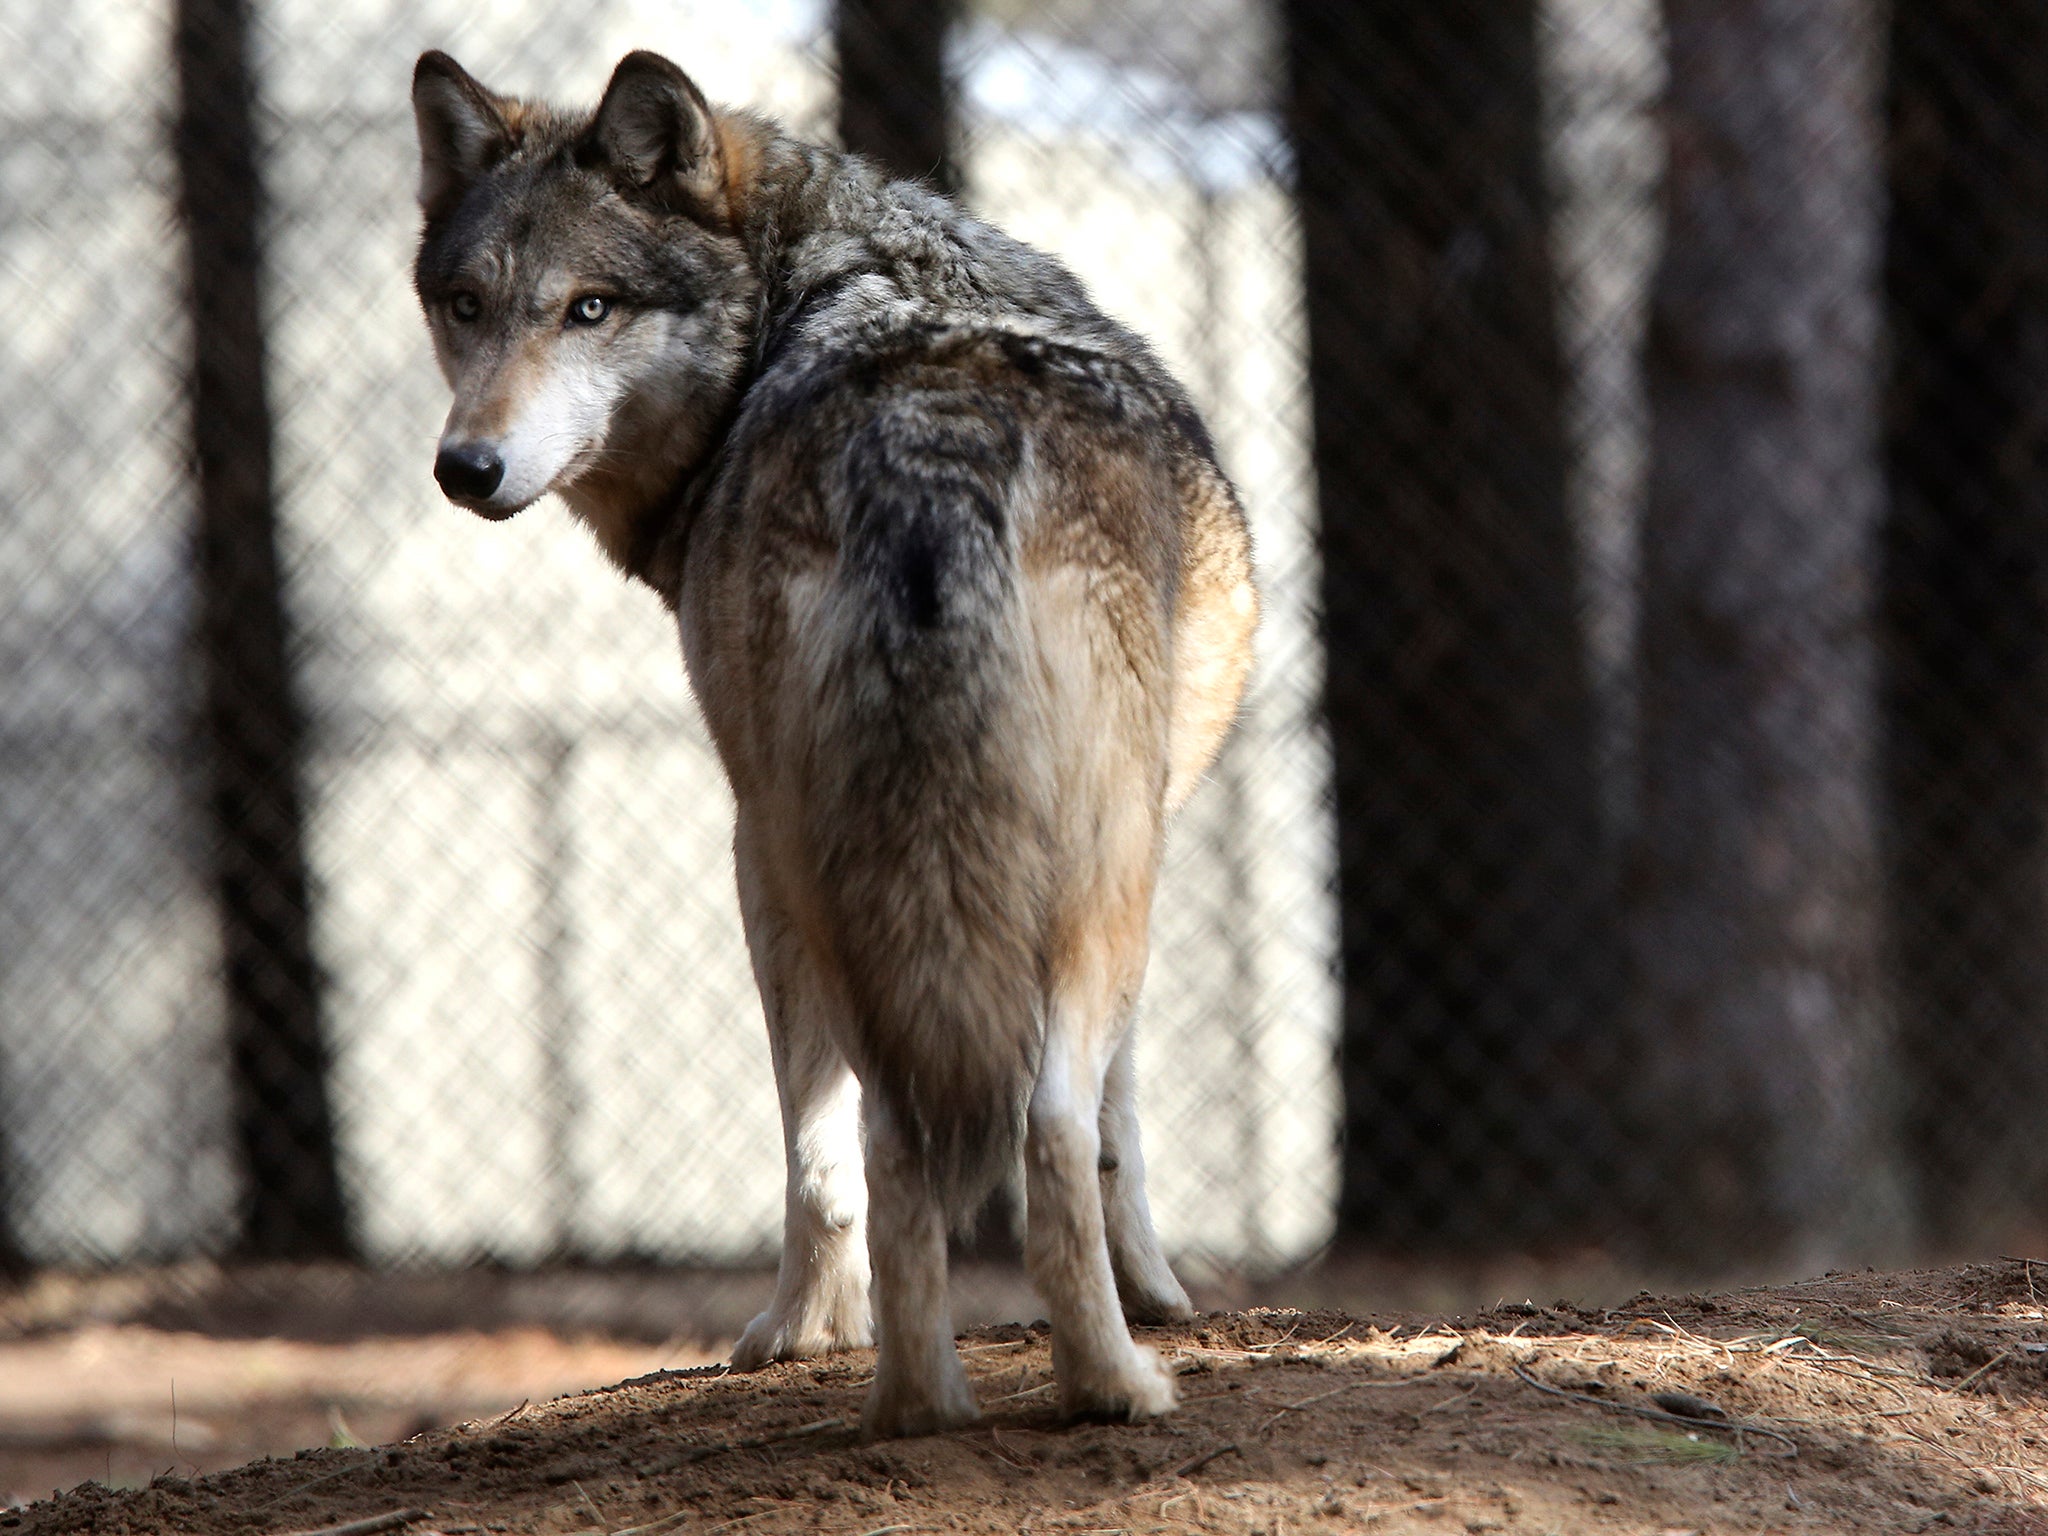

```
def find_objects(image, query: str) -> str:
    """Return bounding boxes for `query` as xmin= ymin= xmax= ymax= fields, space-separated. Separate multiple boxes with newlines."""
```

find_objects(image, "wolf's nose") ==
xmin=434 ymin=442 xmax=504 ymax=501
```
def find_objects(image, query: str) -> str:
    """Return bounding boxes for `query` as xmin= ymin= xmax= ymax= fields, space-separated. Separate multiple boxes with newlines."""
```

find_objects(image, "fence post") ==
xmin=835 ymin=0 xmax=960 ymax=193
xmin=172 ymin=0 xmax=352 ymax=1258
xmin=0 ymin=1106 xmax=22 ymax=1275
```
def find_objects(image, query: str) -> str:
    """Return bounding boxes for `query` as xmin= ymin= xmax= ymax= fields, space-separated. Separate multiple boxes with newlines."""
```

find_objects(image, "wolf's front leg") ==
xmin=862 ymin=1105 xmax=979 ymax=1438
xmin=731 ymin=1049 xmax=870 ymax=1369
xmin=731 ymin=834 xmax=872 ymax=1370
xmin=1098 ymin=1028 xmax=1195 ymax=1324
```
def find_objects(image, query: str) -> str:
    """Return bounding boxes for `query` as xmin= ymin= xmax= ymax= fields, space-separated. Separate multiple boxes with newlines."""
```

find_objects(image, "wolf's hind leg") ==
xmin=1099 ymin=1029 xmax=1194 ymax=1324
xmin=1028 ymin=994 xmax=1178 ymax=1422
xmin=732 ymin=827 xmax=872 ymax=1371
xmin=861 ymin=1106 xmax=979 ymax=1438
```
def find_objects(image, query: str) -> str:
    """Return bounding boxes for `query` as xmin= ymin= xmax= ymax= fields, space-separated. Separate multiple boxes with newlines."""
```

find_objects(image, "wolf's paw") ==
xmin=1059 ymin=1342 xmax=1178 ymax=1423
xmin=861 ymin=1365 xmax=981 ymax=1440
xmin=1108 ymin=1220 xmax=1197 ymax=1325
xmin=1117 ymin=1270 xmax=1196 ymax=1326
xmin=731 ymin=1297 xmax=873 ymax=1371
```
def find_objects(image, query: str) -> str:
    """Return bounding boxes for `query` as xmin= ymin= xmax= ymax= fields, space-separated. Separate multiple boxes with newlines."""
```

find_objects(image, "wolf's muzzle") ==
xmin=434 ymin=442 xmax=505 ymax=505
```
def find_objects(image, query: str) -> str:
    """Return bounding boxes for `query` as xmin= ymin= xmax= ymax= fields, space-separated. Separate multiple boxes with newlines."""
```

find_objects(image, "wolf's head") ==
xmin=411 ymin=51 xmax=761 ymax=562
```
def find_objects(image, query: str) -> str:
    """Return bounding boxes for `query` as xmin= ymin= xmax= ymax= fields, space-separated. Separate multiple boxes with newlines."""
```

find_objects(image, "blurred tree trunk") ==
xmin=1883 ymin=0 xmax=2048 ymax=1241
xmin=836 ymin=0 xmax=959 ymax=193
xmin=0 ymin=1046 xmax=19 ymax=1273
xmin=0 ymin=1132 xmax=21 ymax=1276
xmin=174 ymin=0 xmax=351 ymax=1258
xmin=1283 ymin=1 xmax=1622 ymax=1246
xmin=1631 ymin=0 xmax=1897 ymax=1260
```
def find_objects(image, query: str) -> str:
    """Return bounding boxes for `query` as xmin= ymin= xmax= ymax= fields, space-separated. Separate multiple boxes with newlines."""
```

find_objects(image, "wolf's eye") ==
xmin=569 ymin=295 xmax=612 ymax=326
xmin=450 ymin=292 xmax=481 ymax=322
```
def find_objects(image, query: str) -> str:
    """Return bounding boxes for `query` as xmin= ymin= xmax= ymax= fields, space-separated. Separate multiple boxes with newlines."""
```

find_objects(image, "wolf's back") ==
xmin=793 ymin=368 xmax=1057 ymax=1220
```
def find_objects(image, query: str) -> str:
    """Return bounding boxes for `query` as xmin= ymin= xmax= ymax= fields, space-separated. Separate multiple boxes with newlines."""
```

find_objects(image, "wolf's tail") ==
xmin=800 ymin=390 xmax=1053 ymax=1222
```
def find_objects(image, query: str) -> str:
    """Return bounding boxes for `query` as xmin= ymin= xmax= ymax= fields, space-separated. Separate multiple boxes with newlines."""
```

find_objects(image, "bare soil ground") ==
xmin=6 ymin=1261 xmax=2048 ymax=1535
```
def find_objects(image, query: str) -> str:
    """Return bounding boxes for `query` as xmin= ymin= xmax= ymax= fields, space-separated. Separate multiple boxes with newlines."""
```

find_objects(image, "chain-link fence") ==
xmin=3 ymin=0 xmax=2045 ymax=1282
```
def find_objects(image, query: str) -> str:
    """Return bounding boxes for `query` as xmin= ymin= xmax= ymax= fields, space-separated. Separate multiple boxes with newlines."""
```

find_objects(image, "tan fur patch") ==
xmin=444 ymin=340 xmax=547 ymax=441
xmin=711 ymin=113 xmax=770 ymax=231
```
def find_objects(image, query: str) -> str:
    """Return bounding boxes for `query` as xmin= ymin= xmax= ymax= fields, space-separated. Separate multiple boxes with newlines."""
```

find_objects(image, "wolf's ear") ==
xmin=585 ymin=51 xmax=726 ymax=218
xmin=413 ymin=52 xmax=513 ymax=221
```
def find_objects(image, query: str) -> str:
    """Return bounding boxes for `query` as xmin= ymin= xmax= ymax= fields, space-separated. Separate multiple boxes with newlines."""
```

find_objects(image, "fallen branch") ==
xmin=1163 ymin=1442 xmax=1240 ymax=1480
xmin=1255 ymin=1375 xmax=1434 ymax=1435
xmin=1511 ymin=1365 xmax=1797 ymax=1457
xmin=1416 ymin=1384 xmax=1481 ymax=1418
xmin=1948 ymin=1350 xmax=2016 ymax=1395
xmin=982 ymin=1380 xmax=1058 ymax=1406
xmin=602 ymin=1497 xmax=792 ymax=1536
xmin=275 ymin=1510 xmax=430 ymax=1536
xmin=599 ymin=1509 xmax=694 ymax=1536
xmin=255 ymin=1462 xmax=372 ymax=1512
xmin=665 ymin=1414 xmax=850 ymax=1468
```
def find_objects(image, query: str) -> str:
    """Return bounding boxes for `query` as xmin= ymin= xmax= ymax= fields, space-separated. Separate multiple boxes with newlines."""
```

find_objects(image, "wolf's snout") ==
xmin=434 ymin=442 xmax=505 ymax=504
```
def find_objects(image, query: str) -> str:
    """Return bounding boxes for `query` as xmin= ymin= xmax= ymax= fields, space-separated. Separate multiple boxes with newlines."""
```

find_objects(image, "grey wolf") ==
xmin=410 ymin=48 xmax=1257 ymax=1438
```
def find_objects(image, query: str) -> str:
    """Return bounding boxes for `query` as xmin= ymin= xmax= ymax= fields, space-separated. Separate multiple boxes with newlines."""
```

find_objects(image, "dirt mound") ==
xmin=10 ymin=1264 xmax=2048 ymax=1535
